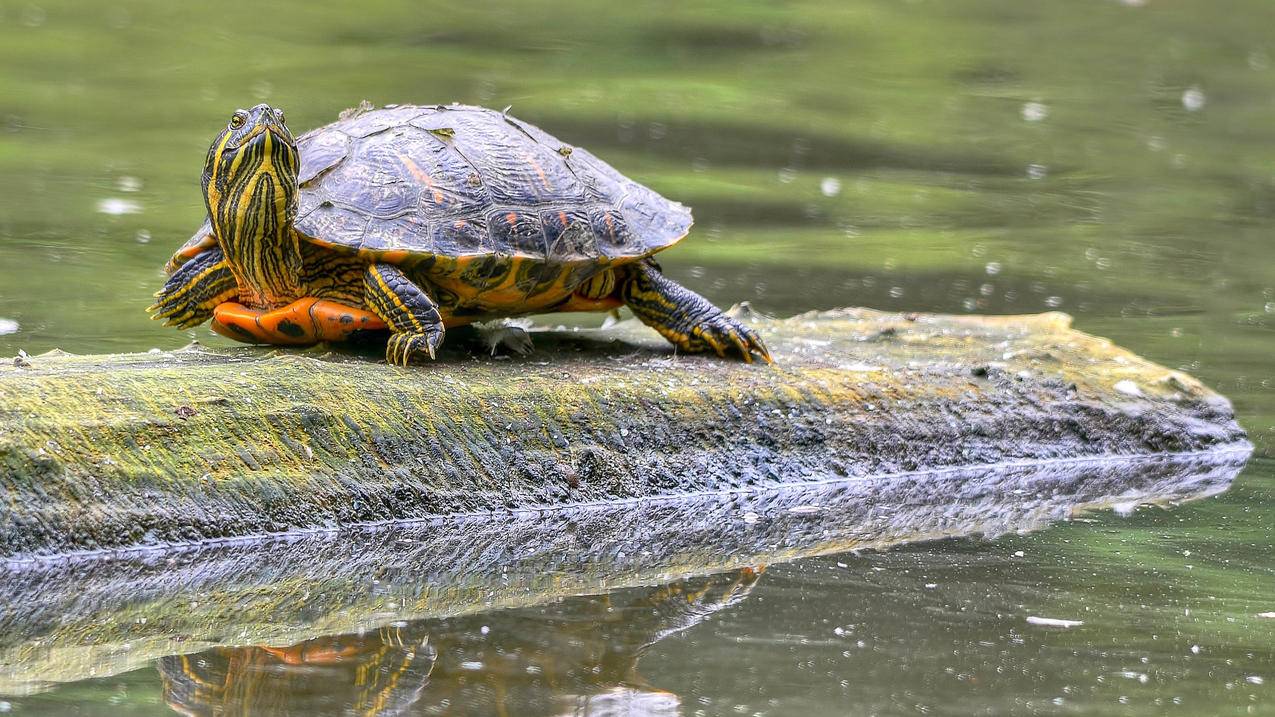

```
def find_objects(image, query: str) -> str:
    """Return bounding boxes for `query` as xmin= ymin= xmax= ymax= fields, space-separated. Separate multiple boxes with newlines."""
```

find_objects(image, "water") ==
xmin=0 ymin=0 xmax=1272 ymax=713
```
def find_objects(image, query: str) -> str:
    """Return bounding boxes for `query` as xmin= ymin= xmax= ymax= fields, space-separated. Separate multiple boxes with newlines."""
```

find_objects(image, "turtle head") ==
xmin=201 ymin=104 xmax=304 ymax=308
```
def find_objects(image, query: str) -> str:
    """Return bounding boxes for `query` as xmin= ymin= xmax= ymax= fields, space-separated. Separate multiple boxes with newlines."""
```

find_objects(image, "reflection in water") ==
xmin=158 ymin=570 xmax=761 ymax=717
xmin=160 ymin=627 xmax=435 ymax=717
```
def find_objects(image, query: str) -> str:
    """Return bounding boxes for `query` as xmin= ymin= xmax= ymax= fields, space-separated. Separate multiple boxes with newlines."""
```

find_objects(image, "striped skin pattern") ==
xmin=154 ymin=103 xmax=769 ymax=366
xmin=203 ymin=105 xmax=304 ymax=310
xmin=148 ymin=247 xmax=238 ymax=328
xmin=621 ymin=262 xmax=771 ymax=364
xmin=364 ymin=263 xmax=445 ymax=365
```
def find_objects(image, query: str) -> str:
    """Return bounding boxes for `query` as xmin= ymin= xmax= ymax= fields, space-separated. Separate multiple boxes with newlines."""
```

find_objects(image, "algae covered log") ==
xmin=0 ymin=308 xmax=1249 ymax=559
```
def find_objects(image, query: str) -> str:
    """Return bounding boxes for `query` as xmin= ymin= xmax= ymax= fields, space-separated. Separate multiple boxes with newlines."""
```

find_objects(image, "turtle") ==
xmin=149 ymin=102 xmax=771 ymax=366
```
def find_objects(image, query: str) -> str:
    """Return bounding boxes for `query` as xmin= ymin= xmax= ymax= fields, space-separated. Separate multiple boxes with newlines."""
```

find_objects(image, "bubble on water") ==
xmin=1265 ymin=302 xmax=1274 ymax=313
xmin=777 ymin=168 xmax=797 ymax=184
xmin=985 ymin=261 xmax=1002 ymax=275
xmin=889 ymin=286 xmax=904 ymax=299
xmin=1044 ymin=295 xmax=1063 ymax=307
xmin=820 ymin=177 xmax=842 ymax=197
xmin=1250 ymin=50 xmax=1271 ymax=71
xmin=1021 ymin=101 xmax=1049 ymax=122
xmin=962 ymin=298 xmax=976 ymax=311
xmin=980 ymin=283 xmax=994 ymax=296
xmin=0 ymin=319 xmax=17 ymax=336
xmin=135 ymin=229 xmax=151 ymax=244
xmin=1147 ymin=135 xmax=1166 ymax=152
xmin=1182 ymin=87 xmax=1206 ymax=111
xmin=97 ymin=198 xmax=141 ymax=215
xmin=1026 ymin=164 xmax=1048 ymax=180
xmin=1247 ymin=676 xmax=1265 ymax=685
xmin=648 ymin=122 xmax=667 ymax=141
xmin=460 ymin=661 xmax=484 ymax=671
xmin=116 ymin=176 xmax=142 ymax=192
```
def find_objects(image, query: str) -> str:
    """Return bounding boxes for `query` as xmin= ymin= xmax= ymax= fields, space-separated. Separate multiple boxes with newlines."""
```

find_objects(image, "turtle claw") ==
xmin=385 ymin=330 xmax=444 ymax=366
xmin=691 ymin=313 xmax=772 ymax=365
xmin=147 ymin=248 xmax=236 ymax=331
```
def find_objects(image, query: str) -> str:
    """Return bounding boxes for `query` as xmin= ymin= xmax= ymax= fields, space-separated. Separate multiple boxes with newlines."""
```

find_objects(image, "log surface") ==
xmin=0 ymin=308 xmax=1249 ymax=559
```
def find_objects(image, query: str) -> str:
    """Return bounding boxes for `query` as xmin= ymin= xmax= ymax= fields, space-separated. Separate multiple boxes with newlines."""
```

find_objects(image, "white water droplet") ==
xmin=820 ymin=177 xmax=842 ymax=196
xmin=1021 ymin=101 xmax=1049 ymax=122
xmin=1182 ymin=87 xmax=1206 ymax=111
xmin=96 ymin=198 xmax=142 ymax=215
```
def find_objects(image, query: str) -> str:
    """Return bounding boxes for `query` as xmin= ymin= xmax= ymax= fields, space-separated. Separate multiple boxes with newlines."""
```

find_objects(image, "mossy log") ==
xmin=0 ymin=308 xmax=1249 ymax=560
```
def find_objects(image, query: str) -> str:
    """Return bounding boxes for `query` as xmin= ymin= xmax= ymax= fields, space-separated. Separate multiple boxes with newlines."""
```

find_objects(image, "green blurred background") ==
xmin=0 ymin=0 xmax=1272 ymax=714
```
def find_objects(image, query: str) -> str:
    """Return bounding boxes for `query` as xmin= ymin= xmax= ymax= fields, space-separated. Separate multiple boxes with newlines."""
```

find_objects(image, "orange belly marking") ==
xmin=211 ymin=298 xmax=387 ymax=345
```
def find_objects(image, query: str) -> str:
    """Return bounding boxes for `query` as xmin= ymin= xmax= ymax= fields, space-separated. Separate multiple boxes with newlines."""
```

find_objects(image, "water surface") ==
xmin=0 ymin=0 xmax=1272 ymax=714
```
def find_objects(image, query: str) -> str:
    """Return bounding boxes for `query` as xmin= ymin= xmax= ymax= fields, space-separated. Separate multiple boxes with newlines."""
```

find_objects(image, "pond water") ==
xmin=0 ymin=0 xmax=1272 ymax=714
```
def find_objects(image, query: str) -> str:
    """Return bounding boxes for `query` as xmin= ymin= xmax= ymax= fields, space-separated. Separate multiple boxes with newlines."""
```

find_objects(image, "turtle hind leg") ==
xmin=363 ymin=263 xmax=445 ymax=366
xmin=619 ymin=261 xmax=771 ymax=364
xmin=147 ymin=247 xmax=238 ymax=329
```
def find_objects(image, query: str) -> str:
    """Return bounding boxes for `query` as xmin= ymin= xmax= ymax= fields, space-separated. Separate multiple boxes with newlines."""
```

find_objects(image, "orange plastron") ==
xmin=211 ymin=298 xmax=387 ymax=345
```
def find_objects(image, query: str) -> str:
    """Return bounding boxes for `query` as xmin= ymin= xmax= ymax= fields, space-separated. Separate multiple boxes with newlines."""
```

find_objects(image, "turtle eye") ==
xmin=274 ymin=108 xmax=285 ymax=124
xmin=229 ymin=112 xmax=247 ymax=130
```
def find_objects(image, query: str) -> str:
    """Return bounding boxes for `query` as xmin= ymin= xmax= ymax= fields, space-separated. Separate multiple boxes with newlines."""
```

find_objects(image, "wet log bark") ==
xmin=0 ymin=308 xmax=1249 ymax=559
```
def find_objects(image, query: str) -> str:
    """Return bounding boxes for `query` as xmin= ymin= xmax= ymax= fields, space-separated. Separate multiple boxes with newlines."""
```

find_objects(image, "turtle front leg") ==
xmin=147 ymin=247 xmax=238 ymax=329
xmin=620 ymin=261 xmax=771 ymax=364
xmin=363 ymin=263 xmax=445 ymax=366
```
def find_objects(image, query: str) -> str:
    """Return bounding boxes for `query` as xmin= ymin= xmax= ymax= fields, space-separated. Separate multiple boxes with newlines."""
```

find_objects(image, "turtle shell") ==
xmin=293 ymin=104 xmax=692 ymax=269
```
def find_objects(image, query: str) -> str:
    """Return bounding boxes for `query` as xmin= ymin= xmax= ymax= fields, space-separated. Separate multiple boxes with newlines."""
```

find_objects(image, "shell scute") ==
xmin=295 ymin=202 xmax=370 ymax=248
xmin=541 ymin=209 xmax=597 ymax=262
xmin=364 ymin=214 xmax=431 ymax=253
xmin=433 ymin=216 xmax=489 ymax=257
xmin=338 ymin=105 xmax=429 ymax=138
xmin=297 ymin=129 xmax=350 ymax=185
xmin=487 ymin=209 xmax=546 ymax=257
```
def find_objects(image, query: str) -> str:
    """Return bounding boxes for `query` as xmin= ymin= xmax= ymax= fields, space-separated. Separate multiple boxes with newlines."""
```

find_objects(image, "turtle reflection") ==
xmin=158 ymin=567 xmax=760 ymax=716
